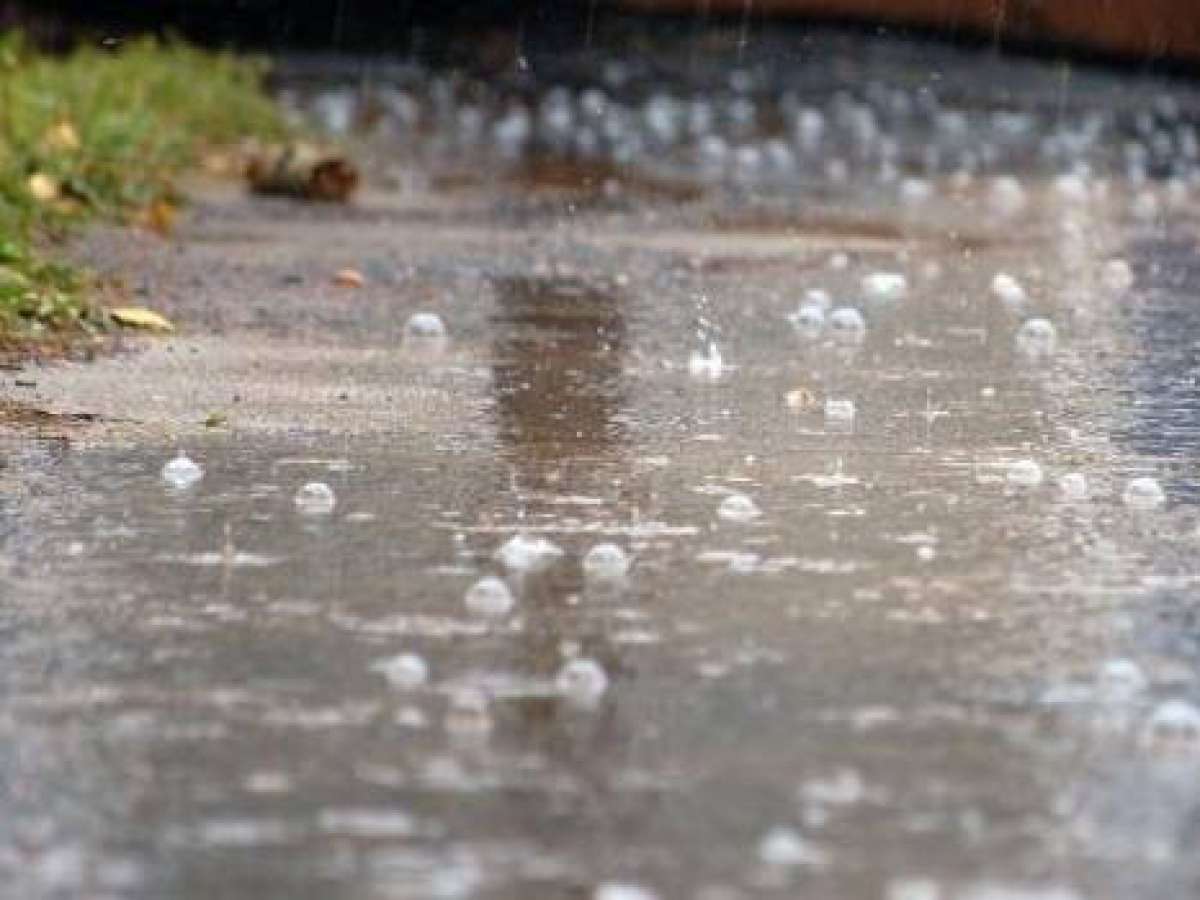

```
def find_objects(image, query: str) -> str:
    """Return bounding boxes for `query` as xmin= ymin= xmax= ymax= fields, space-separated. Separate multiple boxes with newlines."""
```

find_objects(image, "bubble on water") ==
xmin=371 ymin=653 xmax=429 ymax=689
xmin=689 ymin=342 xmax=726 ymax=380
xmin=1123 ymin=476 xmax=1166 ymax=509
xmin=988 ymin=176 xmax=1027 ymax=215
xmin=1014 ymin=318 xmax=1058 ymax=360
xmin=582 ymin=543 xmax=631 ymax=579
xmin=828 ymin=307 xmax=867 ymax=345
xmin=464 ymin=576 xmax=515 ymax=617
xmin=161 ymin=453 xmax=203 ymax=490
xmin=827 ymin=252 xmax=850 ymax=271
xmin=594 ymin=883 xmax=660 ymax=900
xmin=402 ymin=311 xmax=449 ymax=354
xmin=1142 ymin=699 xmax=1200 ymax=747
xmin=1101 ymin=258 xmax=1135 ymax=292
xmin=557 ymin=657 xmax=609 ymax=706
xmin=1006 ymin=459 xmax=1044 ymax=488
xmin=1057 ymin=472 xmax=1089 ymax=501
xmin=787 ymin=302 xmax=825 ymax=340
xmin=494 ymin=533 xmax=564 ymax=572
xmin=824 ymin=399 xmax=856 ymax=427
xmin=916 ymin=544 xmax=936 ymax=563
xmin=862 ymin=271 xmax=908 ymax=303
xmin=757 ymin=826 xmax=829 ymax=868
xmin=990 ymin=272 xmax=1027 ymax=311
xmin=1096 ymin=658 xmax=1148 ymax=702
xmin=718 ymin=493 xmax=762 ymax=522
xmin=294 ymin=481 xmax=336 ymax=515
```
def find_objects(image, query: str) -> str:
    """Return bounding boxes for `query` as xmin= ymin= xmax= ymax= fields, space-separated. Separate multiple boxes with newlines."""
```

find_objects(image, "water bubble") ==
xmin=371 ymin=653 xmax=429 ymax=689
xmin=824 ymin=399 xmax=856 ymax=427
xmin=494 ymin=533 xmax=563 ymax=572
xmin=1096 ymin=658 xmax=1148 ymax=702
xmin=1142 ymin=699 xmax=1200 ymax=747
xmin=990 ymin=273 xmax=1027 ymax=311
xmin=1054 ymin=172 xmax=1090 ymax=203
xmin=862 ymin=271 xmax=908 ymax=303
xmin=595 ymin=883 xmax=660 ymax=900
xmin=1123 ymin=477 xmax=1166 ymax=509
xmin=1014 ymin=318 xmax=1058 ymax=360
xmin=1006 ymin=459 xmax=1044 ymax=488
xmin=828 ymin=307 xmax=867 ymax=345
xmin=757 ymin=826 xmax=829 ymax=868
xmin=1057 ymin=472 xmax=1089 ymax=501
xmin=1101 ymin=258 xmax=1135 ymax=292
xmin=557 ymin=658 xmax=609 ymax=706
xmin=804 ymin=288 xmax=833 ymax=309
xmin=582 ymin=543 xmax=631 ymax=579
xmin=403 ymin=312 xmax=449 ymax=354
xmin=787 ymin=303 xmax=825 ymax=340
xmin=688 ymin=342 xmax=725 ymax=380
xmin=161 ymin=453 xmax=203 ymax=489
xmin=294 ymin=481 xmax=336 ymax=515
xmin=464 ymin=576 xmax=516 ymax=617
xmin=899 ymin=178 xmax=933 ymax=205
xmin=800 ymin=768 xmax=865 ymax=806
xmin=718 ymin=493 xmax=762 ymax=522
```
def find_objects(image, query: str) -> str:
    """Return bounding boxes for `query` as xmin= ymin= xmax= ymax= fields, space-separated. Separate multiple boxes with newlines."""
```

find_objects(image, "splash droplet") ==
xmin=557 ymin=657 xmax=610 ymax=706
xmin=371 ymin=653 xmax=429 ymax=689
xmin=494 ymin=534 xmax=564 ymax=572
xmin=1123 ymin=477 xmax=1165 ymax=509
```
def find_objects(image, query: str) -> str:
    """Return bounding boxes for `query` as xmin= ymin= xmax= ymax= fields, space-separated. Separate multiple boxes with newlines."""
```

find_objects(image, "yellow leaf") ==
xmin=27 ymin=172 xmax=59 ymax=203
xmin=109 ymin=307 xmax=175 ymax=332
xmin=43 ymin=121 xmax=80 ymax=153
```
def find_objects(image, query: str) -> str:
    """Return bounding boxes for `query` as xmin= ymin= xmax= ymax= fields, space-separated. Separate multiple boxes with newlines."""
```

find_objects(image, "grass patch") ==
xmin=0 ymin=33 xmax=289 ymax=352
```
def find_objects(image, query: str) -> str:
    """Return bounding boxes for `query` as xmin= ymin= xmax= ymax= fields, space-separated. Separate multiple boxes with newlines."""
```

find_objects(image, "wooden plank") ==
xmin=614 ymin=0 xmax=1200 ymax=62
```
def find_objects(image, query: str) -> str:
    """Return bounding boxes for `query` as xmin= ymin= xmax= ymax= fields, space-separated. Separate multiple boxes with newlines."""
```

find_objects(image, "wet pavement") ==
xmin=5 ymin=28 xmax=1200 ymax=900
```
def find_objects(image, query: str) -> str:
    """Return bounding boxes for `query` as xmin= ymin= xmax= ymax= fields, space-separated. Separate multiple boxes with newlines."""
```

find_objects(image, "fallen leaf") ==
xmin=109 ymin=307 xmax=175 ymax=332
xmin=333 ymin=268 xmax=365 ymax=288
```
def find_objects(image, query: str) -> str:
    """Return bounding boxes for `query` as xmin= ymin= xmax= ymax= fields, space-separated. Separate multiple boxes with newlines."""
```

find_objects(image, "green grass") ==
xmin=0 ymin=33 xmax=289 ymax=349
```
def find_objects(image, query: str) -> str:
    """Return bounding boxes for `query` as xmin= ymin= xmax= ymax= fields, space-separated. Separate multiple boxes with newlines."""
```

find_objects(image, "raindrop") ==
xmin=1006 ymin=459 xmax=1044 ymax=488
xmin=557 ymin=658 xmax=610 ymax=706
xmin=582 ymin=543 xmax=631 ymax=579
xmin=464 ymin=576 xmax=515 ymax=617
xmin=757 ymin=826 xmax=829 ymax=867
xmin=1057 ymin=472 xmax=1089 ymax=500
xmin=1123 ymin=477 xmax=1166 ymax=510
xmin=1142 ymin=699 xmax=1200 ymax=747
xmin=1014 ymin=318 xmax=1058 ymax=360
xmin=371 ymin=653 xmax=429 ymax=689
xmin=828 ymin=307 xmax=867 ymax=345
xmin=294 ymin=481 xmax=336 ymax=515
xmin=161 ymin=453 xmax=203 ymax=489
xmin=718 ymin=493 xmax=762 ymax=522
xmin=862 ymin=271 xmax=908 ymax=303
xmin=494 ymin=533 xmax=564 ymax=572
